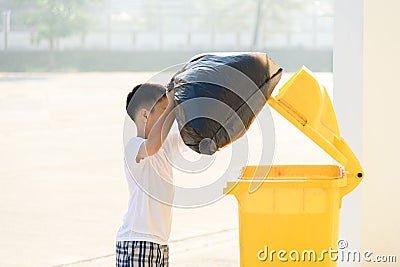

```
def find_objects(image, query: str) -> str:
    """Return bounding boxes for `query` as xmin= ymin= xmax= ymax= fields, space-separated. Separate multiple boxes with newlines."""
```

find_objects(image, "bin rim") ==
xmin=239 ymin=164 xmax=344 ymax=180
xmin=222 ymin=164 xmax=348 ymax=195
xmin=223 ymin=178 xmax=348 ymax=195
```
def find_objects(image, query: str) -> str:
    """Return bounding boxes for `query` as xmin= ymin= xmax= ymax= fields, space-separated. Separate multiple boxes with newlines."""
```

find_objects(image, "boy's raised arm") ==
xmin=136 ymin=89 xmax=175 ymax=163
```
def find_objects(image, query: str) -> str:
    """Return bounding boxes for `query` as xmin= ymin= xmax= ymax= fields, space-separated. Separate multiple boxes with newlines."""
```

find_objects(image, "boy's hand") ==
xmin=166 ymin=87 xmax=175 ymax=106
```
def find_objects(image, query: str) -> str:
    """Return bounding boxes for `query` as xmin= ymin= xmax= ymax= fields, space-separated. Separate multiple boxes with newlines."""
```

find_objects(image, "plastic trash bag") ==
xmin=168 ymin=52 xmax=283 ymax=155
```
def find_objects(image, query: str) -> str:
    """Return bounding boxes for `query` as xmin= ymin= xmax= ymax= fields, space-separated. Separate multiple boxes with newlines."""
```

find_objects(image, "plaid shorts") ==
xmin=116 ymin=240 xmax=169 ymax=267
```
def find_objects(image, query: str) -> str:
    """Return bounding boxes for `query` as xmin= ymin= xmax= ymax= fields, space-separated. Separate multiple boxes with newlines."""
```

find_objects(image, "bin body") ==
xmin=225 ymin=165 xmax=347 ymax=266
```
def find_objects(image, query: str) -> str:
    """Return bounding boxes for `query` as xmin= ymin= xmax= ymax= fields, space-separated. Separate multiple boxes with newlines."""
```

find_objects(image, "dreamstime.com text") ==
xmin=257 ymin=240 xmax=397 ymax=263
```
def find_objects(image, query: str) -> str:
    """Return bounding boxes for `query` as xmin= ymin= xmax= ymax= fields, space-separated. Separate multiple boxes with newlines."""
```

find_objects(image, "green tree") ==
xmin=23 ymin=0 xmax=94 ymax=51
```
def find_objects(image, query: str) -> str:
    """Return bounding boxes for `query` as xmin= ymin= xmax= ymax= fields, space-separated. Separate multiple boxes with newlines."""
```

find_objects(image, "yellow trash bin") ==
xmin=223 ymin=66 xmax=364 ymax=266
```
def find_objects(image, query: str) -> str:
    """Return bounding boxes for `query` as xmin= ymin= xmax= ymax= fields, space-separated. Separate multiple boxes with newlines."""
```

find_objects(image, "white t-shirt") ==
xmin=116 ymin=132 xmax=188 ymax=244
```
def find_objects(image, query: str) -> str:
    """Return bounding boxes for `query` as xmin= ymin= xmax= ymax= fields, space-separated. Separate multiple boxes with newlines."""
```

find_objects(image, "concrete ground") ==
xmin=0 ymin=72 xmax=332 ymax=267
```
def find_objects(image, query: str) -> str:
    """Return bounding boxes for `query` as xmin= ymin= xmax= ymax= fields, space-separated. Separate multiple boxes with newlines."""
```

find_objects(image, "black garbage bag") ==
xmin=168 ymin=52 xmax=283 ymax=155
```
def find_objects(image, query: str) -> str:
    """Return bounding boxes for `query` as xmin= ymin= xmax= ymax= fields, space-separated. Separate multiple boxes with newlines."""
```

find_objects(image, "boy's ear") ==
xmin=138 ymin=108 xmax=149 ymax=121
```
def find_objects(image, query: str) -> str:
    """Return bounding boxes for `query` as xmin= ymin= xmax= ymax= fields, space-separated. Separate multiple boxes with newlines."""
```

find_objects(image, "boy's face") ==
xmin=145 ymin=96 xmax=168 ymax=138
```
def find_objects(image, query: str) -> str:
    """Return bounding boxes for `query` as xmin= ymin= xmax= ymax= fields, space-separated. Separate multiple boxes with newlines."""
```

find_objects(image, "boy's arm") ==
xmin=136 ymin=89 xmax=175 ymax=162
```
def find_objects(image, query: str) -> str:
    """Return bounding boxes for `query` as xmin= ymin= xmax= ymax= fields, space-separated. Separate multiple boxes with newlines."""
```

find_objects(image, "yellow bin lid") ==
xmin=267 ymin=66 xmax=364 ymax=196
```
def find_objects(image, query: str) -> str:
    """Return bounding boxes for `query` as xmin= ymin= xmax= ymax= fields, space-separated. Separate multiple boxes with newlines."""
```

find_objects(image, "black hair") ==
xmin=126 ymin=83 xmax=166 ymax=122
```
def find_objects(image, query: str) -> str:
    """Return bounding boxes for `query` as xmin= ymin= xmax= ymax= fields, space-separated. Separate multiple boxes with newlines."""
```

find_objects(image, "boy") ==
xmin=116 ymin=83 xmax=187 ymax=267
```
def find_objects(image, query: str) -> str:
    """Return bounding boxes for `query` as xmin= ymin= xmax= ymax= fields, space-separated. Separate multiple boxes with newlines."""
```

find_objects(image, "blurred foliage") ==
xmin=4 ymin=0 xmax=100 ymax=49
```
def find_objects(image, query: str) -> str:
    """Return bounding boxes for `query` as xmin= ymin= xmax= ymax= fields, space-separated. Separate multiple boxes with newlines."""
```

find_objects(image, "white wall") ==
xmin=362 ymin=0 xmax=400 ymax=265
xmin=335 ymin=1 xmax=400 ymax=266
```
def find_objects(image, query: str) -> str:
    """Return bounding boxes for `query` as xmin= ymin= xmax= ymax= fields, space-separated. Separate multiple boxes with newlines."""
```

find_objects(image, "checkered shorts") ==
xmin=116 ymin=240 xmax=169 ymax=267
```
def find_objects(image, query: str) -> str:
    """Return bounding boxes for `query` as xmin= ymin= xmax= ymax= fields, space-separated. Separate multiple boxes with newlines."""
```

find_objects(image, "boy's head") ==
xmin=126 ymin=83 xmax=168 ymax=137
